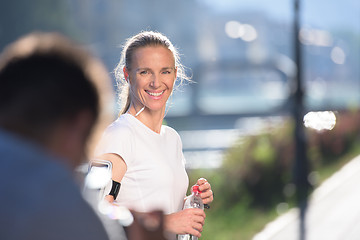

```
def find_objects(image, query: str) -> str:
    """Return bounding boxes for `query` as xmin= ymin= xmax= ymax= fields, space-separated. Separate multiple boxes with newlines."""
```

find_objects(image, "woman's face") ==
xmin=124 ymin=46 xmax=177 ymax=113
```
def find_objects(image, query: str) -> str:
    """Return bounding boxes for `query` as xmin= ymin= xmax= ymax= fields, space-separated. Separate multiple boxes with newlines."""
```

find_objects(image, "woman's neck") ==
xmin=127 ymin=105 xmax=165 ymax=134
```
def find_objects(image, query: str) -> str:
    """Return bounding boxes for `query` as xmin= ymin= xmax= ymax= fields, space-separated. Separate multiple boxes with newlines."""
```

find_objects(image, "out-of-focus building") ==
xmin=2 ymin=0 xmax=356 ymax=168
xmin=64 ymin=0 xmax=359 ymax=168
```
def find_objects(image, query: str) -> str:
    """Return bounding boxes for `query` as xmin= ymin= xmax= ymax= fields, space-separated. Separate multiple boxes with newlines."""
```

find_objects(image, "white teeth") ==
xmin=147 ymin=91 xmax=164 ymax=96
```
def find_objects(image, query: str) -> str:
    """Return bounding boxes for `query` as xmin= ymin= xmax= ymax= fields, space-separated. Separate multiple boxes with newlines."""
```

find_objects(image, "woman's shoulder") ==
xmin=162 ymin=125 xmax=181 ymax=140
xmin=94 ymin=115 xmax=135 ymax=157
xmin=103 ymin=115 xmax=134 ymax=137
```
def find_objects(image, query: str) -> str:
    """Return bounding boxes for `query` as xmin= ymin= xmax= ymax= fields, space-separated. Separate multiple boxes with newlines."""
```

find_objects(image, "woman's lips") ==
xmin=146 ymin=90 xmax=164 ymax=97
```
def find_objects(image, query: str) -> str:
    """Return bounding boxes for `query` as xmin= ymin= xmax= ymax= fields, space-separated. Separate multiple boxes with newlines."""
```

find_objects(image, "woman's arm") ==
xmin=98 ymin=153 xmax=127 ymax=202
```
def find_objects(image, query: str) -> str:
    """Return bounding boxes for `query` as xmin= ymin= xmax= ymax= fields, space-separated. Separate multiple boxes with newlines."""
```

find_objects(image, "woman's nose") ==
xmin=150 ymin=74 xmax=161 ymax=88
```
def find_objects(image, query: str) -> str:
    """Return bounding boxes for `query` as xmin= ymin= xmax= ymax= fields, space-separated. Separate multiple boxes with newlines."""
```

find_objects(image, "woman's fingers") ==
xmin=197 ymin=178 xmax=208 ymax=187
xmin=199 ymin=182 xmax=211 ymax=192
xmin=189 ymin=208 xmax=206 ymax=220
xmin=186 ymin=209 xmax=205 ymax=237
xmin=200 ymin=189 xmax=212 ymax=199
xmin=187 ymin=223 xmax=203 ymax=237
xmin=201 ymin=191 xmax=214 ymax=204
xmin=164 ymin=208 xmax=206 ymax=236
xmin=195 ymin=178 xmax=214 ymax=204
xmin=104 ymin=194 xmax=115 ymax=203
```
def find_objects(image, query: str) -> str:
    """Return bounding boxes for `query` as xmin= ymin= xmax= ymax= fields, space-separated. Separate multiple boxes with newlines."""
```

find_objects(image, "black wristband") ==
xmin=109 ymin=180 xmax=121 ymax=199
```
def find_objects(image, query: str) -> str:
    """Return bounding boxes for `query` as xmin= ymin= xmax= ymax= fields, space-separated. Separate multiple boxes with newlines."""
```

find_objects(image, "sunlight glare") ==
xmin=303 ymin=111 xmax=336 ymax=131
xmin=84 ymin=166 xmax=111 ymax=189
xmin=98 ymin=200 xmax=134 ymax=226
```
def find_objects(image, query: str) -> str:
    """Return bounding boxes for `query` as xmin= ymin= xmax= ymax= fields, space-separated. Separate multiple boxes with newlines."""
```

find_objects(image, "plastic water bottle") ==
xmin=178 ymin=185 xmax=204 ymax=240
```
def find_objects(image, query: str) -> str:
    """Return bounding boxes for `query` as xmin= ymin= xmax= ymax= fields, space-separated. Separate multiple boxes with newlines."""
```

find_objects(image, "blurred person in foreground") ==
xmin=0 ymin=32 xmax=113 ymax=240
xmin=94 ymin=31 xmax=214 ymax=240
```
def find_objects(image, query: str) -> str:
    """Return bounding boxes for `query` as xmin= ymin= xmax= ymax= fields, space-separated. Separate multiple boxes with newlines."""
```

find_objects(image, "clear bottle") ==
xmin=178 ymin=185 xmax=204 ymax=240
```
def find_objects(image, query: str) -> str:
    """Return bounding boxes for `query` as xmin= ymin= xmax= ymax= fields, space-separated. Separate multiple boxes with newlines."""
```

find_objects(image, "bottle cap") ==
xmin=192 ymin=185 xmax=201 ymax=193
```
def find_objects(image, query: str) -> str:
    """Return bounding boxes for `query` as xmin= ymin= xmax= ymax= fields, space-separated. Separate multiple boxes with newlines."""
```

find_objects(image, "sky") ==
xmin=197 ymin=0 xmax=360 ymax=31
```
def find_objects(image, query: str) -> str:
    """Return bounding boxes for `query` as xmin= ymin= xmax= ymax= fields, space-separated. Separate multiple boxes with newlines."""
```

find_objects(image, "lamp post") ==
xmin=293 ymin=0 xmax=310 ymax=240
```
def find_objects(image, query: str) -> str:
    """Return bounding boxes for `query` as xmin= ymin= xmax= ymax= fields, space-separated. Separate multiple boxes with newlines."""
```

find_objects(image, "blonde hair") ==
xmin=114 ymin=31 xmax=191 ymax=114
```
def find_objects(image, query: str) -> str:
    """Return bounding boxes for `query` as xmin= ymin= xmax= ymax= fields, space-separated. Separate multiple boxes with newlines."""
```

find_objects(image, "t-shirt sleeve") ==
xmin=167 ymin=126 xmax=187 ymax=167
xmin=94 ymin=123 xmax=134 ymax=166
xmin=177 ymin=134 xmax=186 ymax=166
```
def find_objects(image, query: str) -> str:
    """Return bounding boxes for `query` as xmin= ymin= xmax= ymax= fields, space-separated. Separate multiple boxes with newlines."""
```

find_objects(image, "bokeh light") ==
xmin=84 ymin=165 xmax=111 ymax=189
xmin=303 ymin=111 xmax=336 ymax=131
xmin=225 ymin=20 xmax=257 ymax=42
xmin=299 ymin=27 xmax=333 ymax=46
xmin=98 ymin=200 xmax=134 ymax=227
xmin=331 ymin=46 xmax=346 ymax=64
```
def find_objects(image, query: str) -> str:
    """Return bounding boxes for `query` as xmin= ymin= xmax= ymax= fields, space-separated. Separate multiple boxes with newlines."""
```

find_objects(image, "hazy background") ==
xmin=1 ymin=1 xmax=359 ymax=239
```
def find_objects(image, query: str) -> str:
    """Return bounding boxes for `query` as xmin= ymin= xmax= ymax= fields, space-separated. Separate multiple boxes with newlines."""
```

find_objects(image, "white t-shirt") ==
xmin=95 ymin=114 xmax=189 ymax=215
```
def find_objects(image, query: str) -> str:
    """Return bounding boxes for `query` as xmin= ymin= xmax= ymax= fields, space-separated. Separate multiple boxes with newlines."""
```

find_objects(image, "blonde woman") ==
xmin=95 ymin=31 xmax=213 ymax=239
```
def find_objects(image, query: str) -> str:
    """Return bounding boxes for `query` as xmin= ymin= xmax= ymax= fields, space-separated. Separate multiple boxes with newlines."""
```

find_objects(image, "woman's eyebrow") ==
xmin=136 ymin=67 xmax=175 ymax=72
xmin=135 ymin=67 xmax=151 ymax=72
xmin=161 ymin=67 xmax=176 ymax=71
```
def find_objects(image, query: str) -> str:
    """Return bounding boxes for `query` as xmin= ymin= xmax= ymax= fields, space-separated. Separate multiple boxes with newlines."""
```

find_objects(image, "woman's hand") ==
xmin=104 ymin=194 xmax=115 ymax=203
xmin=196 ymin=178 xmax=214 ymax=205
xmin=164 ymin=208 xmax=206 ymax=238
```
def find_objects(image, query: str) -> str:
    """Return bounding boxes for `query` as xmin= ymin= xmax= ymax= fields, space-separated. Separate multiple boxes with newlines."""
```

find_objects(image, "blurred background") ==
xmin=1 ymin=0 xmax=359 ymax=239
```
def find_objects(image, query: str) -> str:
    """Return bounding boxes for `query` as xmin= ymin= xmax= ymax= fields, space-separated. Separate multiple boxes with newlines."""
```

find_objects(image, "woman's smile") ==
xmin=146 ymin=90 xmax=165 ymax=98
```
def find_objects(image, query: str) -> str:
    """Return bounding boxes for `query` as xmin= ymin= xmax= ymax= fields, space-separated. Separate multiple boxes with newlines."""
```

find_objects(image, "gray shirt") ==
xmin=0 ymin=129 xmax=110 ymax=240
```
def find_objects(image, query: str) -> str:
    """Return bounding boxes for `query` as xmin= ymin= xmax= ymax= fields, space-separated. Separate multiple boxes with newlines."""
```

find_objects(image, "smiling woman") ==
xmin=124 ymin=46 xmax=177 ymax=120
xmin=114 ymin=31 xmax=190 ymax=118
xmin=94 ymin=31 xmax=214 ymax=240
